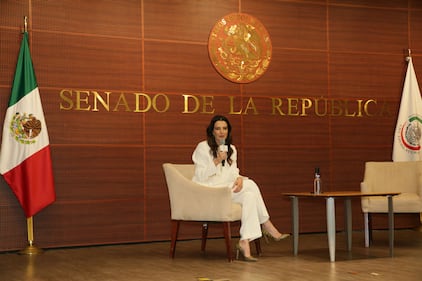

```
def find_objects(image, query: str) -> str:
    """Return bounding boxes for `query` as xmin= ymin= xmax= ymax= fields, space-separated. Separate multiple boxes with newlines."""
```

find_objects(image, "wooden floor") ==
xmin=1 ymin=229 xmax=422 ymax=281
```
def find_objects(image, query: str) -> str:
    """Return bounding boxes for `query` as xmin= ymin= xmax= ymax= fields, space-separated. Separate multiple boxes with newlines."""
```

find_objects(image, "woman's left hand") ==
xmin=232 ymin=177 xmax=243 ymax=193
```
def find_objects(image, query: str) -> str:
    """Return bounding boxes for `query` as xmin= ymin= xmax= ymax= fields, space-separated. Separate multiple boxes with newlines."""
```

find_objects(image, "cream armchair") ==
xmin=361 ymin=161 xmax=422 ymax=247
xmin=162 ymin=163 xmax=260 ymax=261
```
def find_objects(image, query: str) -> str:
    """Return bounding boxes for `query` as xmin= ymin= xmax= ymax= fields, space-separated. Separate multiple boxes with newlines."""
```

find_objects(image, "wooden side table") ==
xmin=283 ymin=191 xmax=400 ymax=262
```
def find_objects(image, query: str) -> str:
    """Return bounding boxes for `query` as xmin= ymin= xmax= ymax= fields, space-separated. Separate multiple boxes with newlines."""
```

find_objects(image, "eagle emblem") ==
xmin=10 ymin=112 xmax=42 ymax=144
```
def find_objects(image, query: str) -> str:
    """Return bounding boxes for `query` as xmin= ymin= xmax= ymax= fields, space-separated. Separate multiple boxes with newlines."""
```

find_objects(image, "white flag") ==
xmin=392 ymin=57 xmax=422 ymax=161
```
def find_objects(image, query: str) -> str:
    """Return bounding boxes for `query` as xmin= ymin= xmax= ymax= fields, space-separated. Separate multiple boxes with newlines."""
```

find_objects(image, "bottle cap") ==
xmin=315 ymin=167 xmax=320 ymax=174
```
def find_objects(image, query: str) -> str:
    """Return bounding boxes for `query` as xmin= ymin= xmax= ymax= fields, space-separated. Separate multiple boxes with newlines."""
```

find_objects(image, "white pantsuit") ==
xmin=192 ymin=140 xmax=269 ymax=241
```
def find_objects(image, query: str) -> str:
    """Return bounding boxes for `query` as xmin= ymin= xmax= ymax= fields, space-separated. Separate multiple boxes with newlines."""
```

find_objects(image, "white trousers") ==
xmin=231 ymin=179 xmax=269 ymax=241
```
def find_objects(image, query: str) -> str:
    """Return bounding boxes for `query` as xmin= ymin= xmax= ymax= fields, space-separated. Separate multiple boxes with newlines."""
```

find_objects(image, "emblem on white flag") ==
xmin=10 ymin=112 xmax=42 ymax=144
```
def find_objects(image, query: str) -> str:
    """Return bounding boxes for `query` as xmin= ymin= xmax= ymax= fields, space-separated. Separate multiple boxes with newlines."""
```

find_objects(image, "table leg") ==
xmin=387 ymin=195 xmax=394 ymax=257
xmin=291 ymin=196 xmax=299 ymax=256
xmin=344 ymin=198 xmax=352 ymax=251
xmin=326 ymin=197 xmax=336 ymax=262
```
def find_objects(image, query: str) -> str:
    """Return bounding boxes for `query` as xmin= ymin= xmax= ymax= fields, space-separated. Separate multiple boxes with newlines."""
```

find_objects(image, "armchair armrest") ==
xmin=418 ymin=174 xmax=422 ymax=197
xmin=360 ymin=181 xmax=371 ymax=212
xmin=360 ymin=181 xmax=371 ymax=193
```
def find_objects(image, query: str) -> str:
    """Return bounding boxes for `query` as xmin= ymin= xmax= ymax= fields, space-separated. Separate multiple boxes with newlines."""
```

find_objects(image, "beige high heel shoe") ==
xmin=262 ymin=229 xmax=290 ymax=244
xmin=236 ymin=243 xmax=258 ymax=262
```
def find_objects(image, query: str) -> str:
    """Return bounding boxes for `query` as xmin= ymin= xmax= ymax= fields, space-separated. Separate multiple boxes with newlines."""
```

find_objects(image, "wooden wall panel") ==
xmin=330 ymin=114 xmax=397 ymax=147
xmin=0 ymin=203 xmax=27 ymax=250
xmin=0 ymin=1 xmax=28 ymax=30
xmin=32 ymin=0 xmax=142 ymax=37
xmin=1 ymin=0 xmax=421 ymax=251
xmin=145 ymin=109 xmax=212 ymax=146
xmin=0 ymin=88 xmax=11 ymax=120
xmin=35 ymin=200 xmax=144 ymax=247
xmin=52 ymin=146 xmax=144 ymax=201
xmin=32 ymin=33 xmax=142 ymax=90
xmin=410 ymin=9 xmax=422 ymax=53
xmin=241 ymin=105 xmax=330 ymax=147
xmin=144 ymin=41 xmax=239 ymax=94
xmin=330 ymin=53 xmax=405 ymax=99
xmin=35 ymin=145 xmax=145 ymax=247
xmin=329 ymin=6 xmax=408 ymax=53
xmin=411 ymin=0 xmax=422 ymax=9
xmin=331 ymin=0 xmax=407 ymax=9
xmin=242 ymin=0 xmax=327 ymax=50
xmin=244 ymin=49 xmax=328 ymax=97
xmin=143 ymin=0 xmax=237 ymax=42
xmin=0 ymin=30 xmax=22 ymax=87
xmin=244 ymin=147 xmax=330 ymax=193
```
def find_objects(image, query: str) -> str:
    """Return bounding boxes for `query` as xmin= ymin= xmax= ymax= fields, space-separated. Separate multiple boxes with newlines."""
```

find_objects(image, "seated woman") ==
xmin=192 ymin=115 xmax=289 ymax=262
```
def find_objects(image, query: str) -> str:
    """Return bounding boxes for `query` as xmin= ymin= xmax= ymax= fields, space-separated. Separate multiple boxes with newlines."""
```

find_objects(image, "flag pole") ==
xmin=19 ymin=217 xmax=44 ymax=255
xmin=408 ymin=48 xmax=422 ymax=231
xmin=406 ymin=48 xmax=422 ymax=231
xmin=16 ymin=17 xmax=43 ymax=255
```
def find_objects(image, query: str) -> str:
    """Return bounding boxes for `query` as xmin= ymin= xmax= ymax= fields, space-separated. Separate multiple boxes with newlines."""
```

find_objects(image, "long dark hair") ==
xmin=206 ymin=115 xmax=233 ymax=165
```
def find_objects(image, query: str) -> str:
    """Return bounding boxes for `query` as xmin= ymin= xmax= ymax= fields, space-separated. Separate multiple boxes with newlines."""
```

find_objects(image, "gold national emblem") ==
xmin=10 ymin=112 xmax=41 ymax=144
xmin=208 ymin=13 xmax=272 ymax=83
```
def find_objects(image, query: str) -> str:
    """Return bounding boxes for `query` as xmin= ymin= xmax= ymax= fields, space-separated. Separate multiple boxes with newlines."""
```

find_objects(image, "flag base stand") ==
xmin=18 ymin=217 xmax=44 ymax=255
xmin=18 ymin=243 xmax=44 ymax=255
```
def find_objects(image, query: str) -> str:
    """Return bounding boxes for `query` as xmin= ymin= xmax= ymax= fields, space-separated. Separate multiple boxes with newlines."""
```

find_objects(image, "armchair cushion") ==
xmin=361 ymin=161 xmax=422 ymax=213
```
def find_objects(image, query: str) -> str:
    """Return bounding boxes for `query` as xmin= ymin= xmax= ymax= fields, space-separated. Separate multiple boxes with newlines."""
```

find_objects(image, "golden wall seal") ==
xmin=208 ymin=13 xmax=272 ymax=83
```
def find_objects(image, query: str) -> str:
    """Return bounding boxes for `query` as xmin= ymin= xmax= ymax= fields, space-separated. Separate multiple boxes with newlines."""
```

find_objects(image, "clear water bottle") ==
xmin=313 ymin=167 xmax=322 ymax=194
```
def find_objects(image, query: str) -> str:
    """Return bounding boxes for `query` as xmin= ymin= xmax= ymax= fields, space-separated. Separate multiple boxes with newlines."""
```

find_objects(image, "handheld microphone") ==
xmin=219 ymin=139 xmax=228 ymax=166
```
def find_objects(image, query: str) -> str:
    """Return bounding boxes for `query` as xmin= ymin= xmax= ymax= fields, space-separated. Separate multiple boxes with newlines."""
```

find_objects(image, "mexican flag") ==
xmin=0 ymin=32 xmax=55 ymax=218
xmin=392 ymin=57 xmax=422 ymax=162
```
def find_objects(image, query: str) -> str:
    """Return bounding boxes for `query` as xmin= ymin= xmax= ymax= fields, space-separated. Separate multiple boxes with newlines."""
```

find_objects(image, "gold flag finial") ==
xmin=406 ymin=49 xmax=412 ymax=62
xmin=24 ymin=16 xmax=28 ymax=33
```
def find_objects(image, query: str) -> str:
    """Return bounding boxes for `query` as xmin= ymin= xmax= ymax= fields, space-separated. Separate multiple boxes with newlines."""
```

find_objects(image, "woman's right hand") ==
xmin=214 ymin=151 xmax=227 ymax=165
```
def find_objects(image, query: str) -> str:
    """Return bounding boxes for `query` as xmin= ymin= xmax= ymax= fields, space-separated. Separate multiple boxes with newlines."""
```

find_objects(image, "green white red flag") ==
xmin=0 ymin=32 xmax=55 ymax=218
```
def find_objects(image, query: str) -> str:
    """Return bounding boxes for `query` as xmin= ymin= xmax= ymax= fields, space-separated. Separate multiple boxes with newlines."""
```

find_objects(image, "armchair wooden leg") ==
xmin=201 ymin=223 xmax=208 ymax=252
xmin=222 ymin=222 xmax=233 ymax=262
xmin=170 ymin=220 xmax=180 ymax=258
